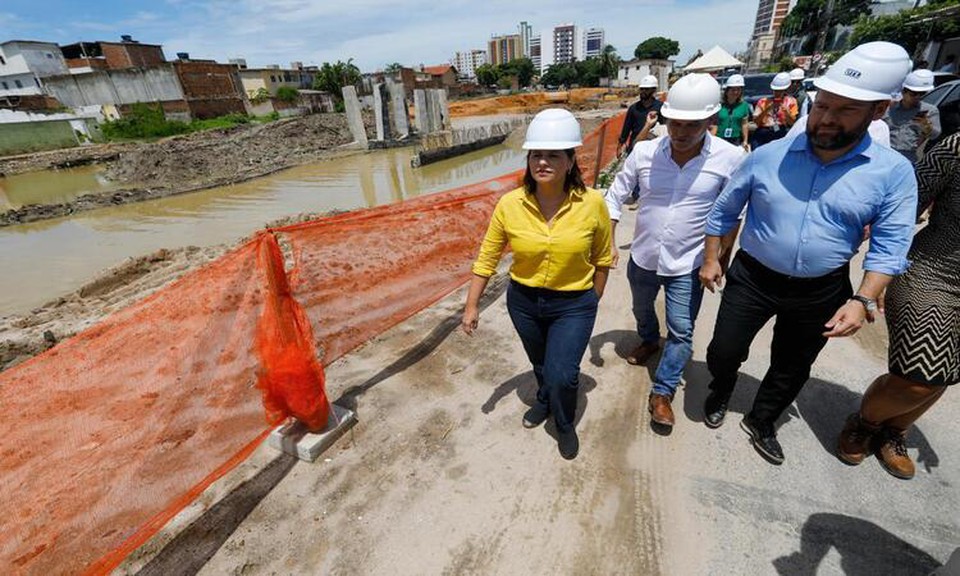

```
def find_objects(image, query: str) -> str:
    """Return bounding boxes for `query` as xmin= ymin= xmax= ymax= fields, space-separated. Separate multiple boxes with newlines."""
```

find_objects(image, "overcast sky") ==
xmin=2 ymin=0 xmax=757 ymax=70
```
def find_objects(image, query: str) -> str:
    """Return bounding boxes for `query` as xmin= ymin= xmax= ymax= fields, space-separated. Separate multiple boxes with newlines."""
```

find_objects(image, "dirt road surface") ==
xmin=116 ymin=207 xmax=959 ymax=575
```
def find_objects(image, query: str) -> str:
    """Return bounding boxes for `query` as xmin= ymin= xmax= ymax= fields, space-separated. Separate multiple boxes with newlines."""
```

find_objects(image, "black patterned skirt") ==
xmin=886 ymin=258 xmax=960 ymax=386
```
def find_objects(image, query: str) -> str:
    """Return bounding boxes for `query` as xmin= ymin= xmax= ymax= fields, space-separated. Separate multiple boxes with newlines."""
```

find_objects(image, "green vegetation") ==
xmin=474 ymin=57 xmax=537 ymax=88
xmin=275 ymin=86 xmax=299 ymax=103
xmin=850 ymin=0 xmax=960 ymax=56
xmin=313 ymin=59 xmax=362 ymax=101
xmin=100 ymin=104 xmax=273 ymax=141
xmin=540 ymin=45 xmax=621 ymax=89
xmin=634 ymin=37 xmax=680 ymax=60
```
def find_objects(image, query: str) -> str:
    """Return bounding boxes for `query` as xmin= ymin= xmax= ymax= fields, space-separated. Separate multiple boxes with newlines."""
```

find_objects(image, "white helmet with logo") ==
xmin=660 ymin=73 xmax=721 ymax=120
xmin=813 ymin=41 xmax=912 ymax=101
xmin=902 ymin=69 xmax=935 ymax=92
xmin=523 ymin=108 xmax=582 ymax=150
xmin=789 ymin=67 xmax=805 ymax=81
xmin=639 ymin=75 xmax=659 ymax=88
xmin=724 ymin=74 xmax=745 ymax=88
xmin=771 ymin=72 xmax=792 ymax=90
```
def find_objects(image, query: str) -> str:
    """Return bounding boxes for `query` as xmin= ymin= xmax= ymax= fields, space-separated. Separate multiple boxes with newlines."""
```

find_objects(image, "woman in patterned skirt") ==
xmin=837 ymin=132 xmax=960 ymax=479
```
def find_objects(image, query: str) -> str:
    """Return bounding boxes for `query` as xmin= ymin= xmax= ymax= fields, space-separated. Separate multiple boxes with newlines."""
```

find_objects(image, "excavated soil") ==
xmin=0 ymin=113 xmax=366 ymax=227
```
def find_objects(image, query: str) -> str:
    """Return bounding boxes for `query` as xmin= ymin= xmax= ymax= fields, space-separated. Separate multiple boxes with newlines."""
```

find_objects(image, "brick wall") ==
xmin=173 ymin=61 xmax=247 ymax=119
xmin=100 ymin=43 xmax=166 ymax=69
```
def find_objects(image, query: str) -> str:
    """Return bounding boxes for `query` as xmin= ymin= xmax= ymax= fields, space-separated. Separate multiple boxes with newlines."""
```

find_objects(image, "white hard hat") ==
xmin=523 ymin=108 xmax=582 ymax=150
xmin=724 ymin=74 xmax=745 ymax=88
xmin=813 ymin=41 xmax=912 ymax=101
xmin=771 ymin=72 xmax=792 ymax=90
xmin=903 ymin=68 xmax=935 ymax=92
xmin=660 ymin=73 xmax=721 ymax=121
xmin=639 ymin=75 xmax=659 ymax=88
xmin=789 ymin=67 xmax=805 ymax=81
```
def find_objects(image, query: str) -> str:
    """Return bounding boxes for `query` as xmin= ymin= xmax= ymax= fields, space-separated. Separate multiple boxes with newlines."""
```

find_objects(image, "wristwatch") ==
xmin=850 ymin=295 xmax=877 ymax=313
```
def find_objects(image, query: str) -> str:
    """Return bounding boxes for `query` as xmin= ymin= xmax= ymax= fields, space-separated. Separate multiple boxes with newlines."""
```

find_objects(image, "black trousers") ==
xmin=706 ymin=251 xmax=853 ymax=425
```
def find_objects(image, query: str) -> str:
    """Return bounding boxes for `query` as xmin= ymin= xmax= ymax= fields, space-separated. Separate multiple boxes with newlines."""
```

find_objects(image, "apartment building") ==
xmin=583 ymin=28 xmax=605 ymax=59
xmin=452 ymin=50 xmax=487 ymax=80
xmin=553 ymin=24 xmax=579 ymax=65
xmin=0 ymin=40 xmax=69 ymax=96
xmin=488 ymin=33 xmax=522 ymax=66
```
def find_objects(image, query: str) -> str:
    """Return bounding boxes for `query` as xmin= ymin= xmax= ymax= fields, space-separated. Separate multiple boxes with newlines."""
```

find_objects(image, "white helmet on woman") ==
xmin=523 ymin=108 xmax=582 ymax=149
xmin=724 ymin=74 xmax=745 ymax=88
xmin=789 ymin=68 xmax=805 ymax=81
xmin=813 ymin=41 xmax=911 ymax=101
xmin=771 ymin=72 xmax=792 ymax=90
xmin=660 ymin=73 xmax=721 ymax=120
xmin=902 ymin=69 xmax=935 ymax=92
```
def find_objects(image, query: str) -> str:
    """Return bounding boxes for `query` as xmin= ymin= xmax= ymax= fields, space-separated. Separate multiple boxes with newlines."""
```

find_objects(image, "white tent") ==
xmin=683 ymin=46 xmax=743 ymax=72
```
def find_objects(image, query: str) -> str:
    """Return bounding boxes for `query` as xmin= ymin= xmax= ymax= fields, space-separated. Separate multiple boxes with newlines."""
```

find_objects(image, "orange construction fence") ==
xmin=0 ymin=112 xmax=624 ymax=575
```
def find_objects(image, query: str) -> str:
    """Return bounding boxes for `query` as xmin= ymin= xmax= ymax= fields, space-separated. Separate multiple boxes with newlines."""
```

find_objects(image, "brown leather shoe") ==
xmin=627 ymin=342 xmax=661 ymax=365
xmin=876 ymin=427 xmax=915 ymax=480
xmin=648 ymin=393 xmax=675 ymax=427
xmin=837 ymin=412 xmax=880 ymax=465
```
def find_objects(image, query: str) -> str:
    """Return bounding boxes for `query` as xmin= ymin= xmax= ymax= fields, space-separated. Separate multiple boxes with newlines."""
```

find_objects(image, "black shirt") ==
xmin=619 ymin=98 xmax=664 ymax=153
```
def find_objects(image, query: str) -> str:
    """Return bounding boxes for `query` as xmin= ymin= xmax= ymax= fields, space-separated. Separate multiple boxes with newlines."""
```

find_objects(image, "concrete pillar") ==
xmin=436 ymin=89 xmax=451 ymax=131
xmin=341 ymin=85 xmax=368 ymax=149
xmin=413 ymin=89 xmax=427 ymax=134
xmin=386 ymin=79 xmax=409 ymax=138
xmin=373 ymin=83 xmax=391 ymax=142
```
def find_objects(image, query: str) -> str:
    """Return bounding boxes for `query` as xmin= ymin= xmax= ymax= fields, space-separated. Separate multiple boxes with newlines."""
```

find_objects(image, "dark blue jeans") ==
xmin=506 ymin=281 xmax=599 ymax=433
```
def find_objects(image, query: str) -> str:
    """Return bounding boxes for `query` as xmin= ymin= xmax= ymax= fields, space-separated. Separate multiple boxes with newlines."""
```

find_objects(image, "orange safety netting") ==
xmin=0 ymin=113 xmax=623 ymax=575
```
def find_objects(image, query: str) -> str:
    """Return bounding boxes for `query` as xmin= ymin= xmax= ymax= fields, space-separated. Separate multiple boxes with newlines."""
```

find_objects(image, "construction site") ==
xmin=1 ymin=83 xmax=958 ymax=576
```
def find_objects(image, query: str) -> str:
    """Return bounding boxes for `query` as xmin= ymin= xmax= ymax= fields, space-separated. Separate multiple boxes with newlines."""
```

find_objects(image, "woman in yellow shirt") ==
xmin=461 ymin=108 xmax=613 ymax=460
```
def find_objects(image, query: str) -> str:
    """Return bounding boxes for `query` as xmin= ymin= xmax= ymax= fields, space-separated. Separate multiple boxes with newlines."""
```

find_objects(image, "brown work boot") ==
xmin=876 ymin=427 xmax=915 ymax=480
xmin=648 ymin=393 xmax=675 ymax=427
xmin=627 ymin=341 xmax=660 ymax=365
xmin=837 ymin=412 xmax=880 ymax=465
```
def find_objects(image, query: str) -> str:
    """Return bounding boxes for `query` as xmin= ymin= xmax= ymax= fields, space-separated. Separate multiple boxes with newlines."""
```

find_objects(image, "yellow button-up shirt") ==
xmin=472 ymin=186 xmax=613 ymax=291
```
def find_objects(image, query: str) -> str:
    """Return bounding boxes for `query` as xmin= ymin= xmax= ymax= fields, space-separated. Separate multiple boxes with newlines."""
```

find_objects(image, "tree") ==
xmin=275 ymin=86 xmax=299 ymax=103
xmin=541 ymin=63 xmax=579 ymax=87
xmin=598 ymin=44 xmax=621 ymax=79
xmin=313 ymin=59 xmax=362 ymax=100
xmin=634 ymin=36 xmax=680 ymax=60
xmin=850 ymin=0 xmax=960 ymax=56
xmin=475 ymin=63 xmax=500 ymax=87
xmin=499 ymin=57 xmax=536 ymax=87
xmin=384 ymin=62 xmax=404 ymax=73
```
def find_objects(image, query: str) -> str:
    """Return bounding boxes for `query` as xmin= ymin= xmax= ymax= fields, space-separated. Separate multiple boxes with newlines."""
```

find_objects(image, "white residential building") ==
xmin=529 ymin=36 xmax=543 ymax=72
xmin=453 ymin=50 xmax=487 ymax=80
xmin=0 ymin=40 xmax=70 ymax=96
xmin=583 ymin=28 xmax=605 ymax=59
xmin=616 ymin=58 xmax=673 ymax=90
xmin=519 ymin=21 xmax=533 ymax=58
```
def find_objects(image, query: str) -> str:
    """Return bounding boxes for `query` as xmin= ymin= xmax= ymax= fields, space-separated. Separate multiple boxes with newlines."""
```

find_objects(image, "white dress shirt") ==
xmin=606 ymin=133 xmax=745 ymax=276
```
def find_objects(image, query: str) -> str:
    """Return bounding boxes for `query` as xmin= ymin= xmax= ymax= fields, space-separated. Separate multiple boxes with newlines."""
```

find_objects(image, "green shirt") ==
xmin=716 ymin=101 xmax=751 ymax=141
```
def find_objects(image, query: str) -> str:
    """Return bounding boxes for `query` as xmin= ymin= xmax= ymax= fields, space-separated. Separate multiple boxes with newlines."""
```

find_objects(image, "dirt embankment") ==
xmin=0 ymin=113 xmax=365 ymax=227
xmin=449 ymin=88 xmax=632 ymax=117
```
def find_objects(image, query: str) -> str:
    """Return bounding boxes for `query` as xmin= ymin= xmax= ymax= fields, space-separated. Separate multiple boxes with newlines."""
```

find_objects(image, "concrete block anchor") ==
xmin=268 ymin=403 xmax=356 ymax=462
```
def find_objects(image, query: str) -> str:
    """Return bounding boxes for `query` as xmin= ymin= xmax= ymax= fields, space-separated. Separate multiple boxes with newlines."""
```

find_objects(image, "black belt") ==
xmin=738 ymin=251 xmax=849 ymax=284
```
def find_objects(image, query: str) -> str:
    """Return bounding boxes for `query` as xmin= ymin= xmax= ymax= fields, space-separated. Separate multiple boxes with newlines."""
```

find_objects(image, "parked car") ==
xmin=932 ymin=72 xmax=960 ymax=87
xmin=742 ymin=73 xmax=777 ymax=107
xmin=923 ymin=79 xmax=960 ymax=145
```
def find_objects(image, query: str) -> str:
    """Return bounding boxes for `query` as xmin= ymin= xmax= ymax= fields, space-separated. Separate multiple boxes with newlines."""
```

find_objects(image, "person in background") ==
xmin=462 ymin=108 xmax=612 ymax=460
xmin=884 ymin=69 xmax=941 ymax=164
xmin=699 ymin=41 xmax=916 ymax=465
xmin=788 ymin=68 xmax=810 ymax=117
xmin=837 ymin=132 xmax=959 ymax=480
xmin=618 ymin=75 xmax=664 ymax=158
xmin=751 ymin=72 xmax=799 ymax=148
xmin=711 ymin=74 xmax=752 ymax=151
xmin=938 ymin=54 xmax=957 ymax=74
xmin=606 ymin=74 xmax=745 ymax=429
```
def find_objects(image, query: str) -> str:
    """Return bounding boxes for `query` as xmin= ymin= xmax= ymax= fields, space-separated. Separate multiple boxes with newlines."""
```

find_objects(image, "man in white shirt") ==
xmin=607 ymin=74 xmax=745 ymax=428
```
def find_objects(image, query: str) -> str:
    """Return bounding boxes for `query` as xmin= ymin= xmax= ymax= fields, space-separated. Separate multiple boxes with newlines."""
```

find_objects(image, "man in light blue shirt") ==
xmin=697 ymin=42 xmax=918 ymax=465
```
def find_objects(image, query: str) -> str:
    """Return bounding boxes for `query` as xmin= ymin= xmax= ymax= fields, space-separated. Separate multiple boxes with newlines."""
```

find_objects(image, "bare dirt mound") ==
xmin=449 ymin=88 xmax=628 ymax=117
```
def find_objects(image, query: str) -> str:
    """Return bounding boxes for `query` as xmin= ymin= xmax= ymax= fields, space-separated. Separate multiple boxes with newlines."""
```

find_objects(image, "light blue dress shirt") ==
xmin=705 ymin=133 xmax=917 ymax=277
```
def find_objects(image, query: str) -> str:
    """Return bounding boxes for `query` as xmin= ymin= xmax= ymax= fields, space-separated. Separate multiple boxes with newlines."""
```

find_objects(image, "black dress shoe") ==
xmin=740 ymin=416 xmax=784 ymax=465
xmin=522 ymin=403 xmax=549 ymax=429
xmin=703 ymin=391 xmax=730 ymax=428
xmin=558 ymin=430 xmax=579 ymax=460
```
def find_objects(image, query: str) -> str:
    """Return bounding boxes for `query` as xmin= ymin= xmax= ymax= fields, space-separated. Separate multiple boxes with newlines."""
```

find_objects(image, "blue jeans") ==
xmin=506 ymin=281 xmax=599 ymax=433
xmin=627 ymin=258 xmax=704 ymax=396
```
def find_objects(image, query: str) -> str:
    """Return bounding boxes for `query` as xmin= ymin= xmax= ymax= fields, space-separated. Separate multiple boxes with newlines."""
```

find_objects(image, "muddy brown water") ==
xmin=0 ymin=144 xmax=526 ymax=316
xmin=0 ymin=165 xmax=119 ymax=210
